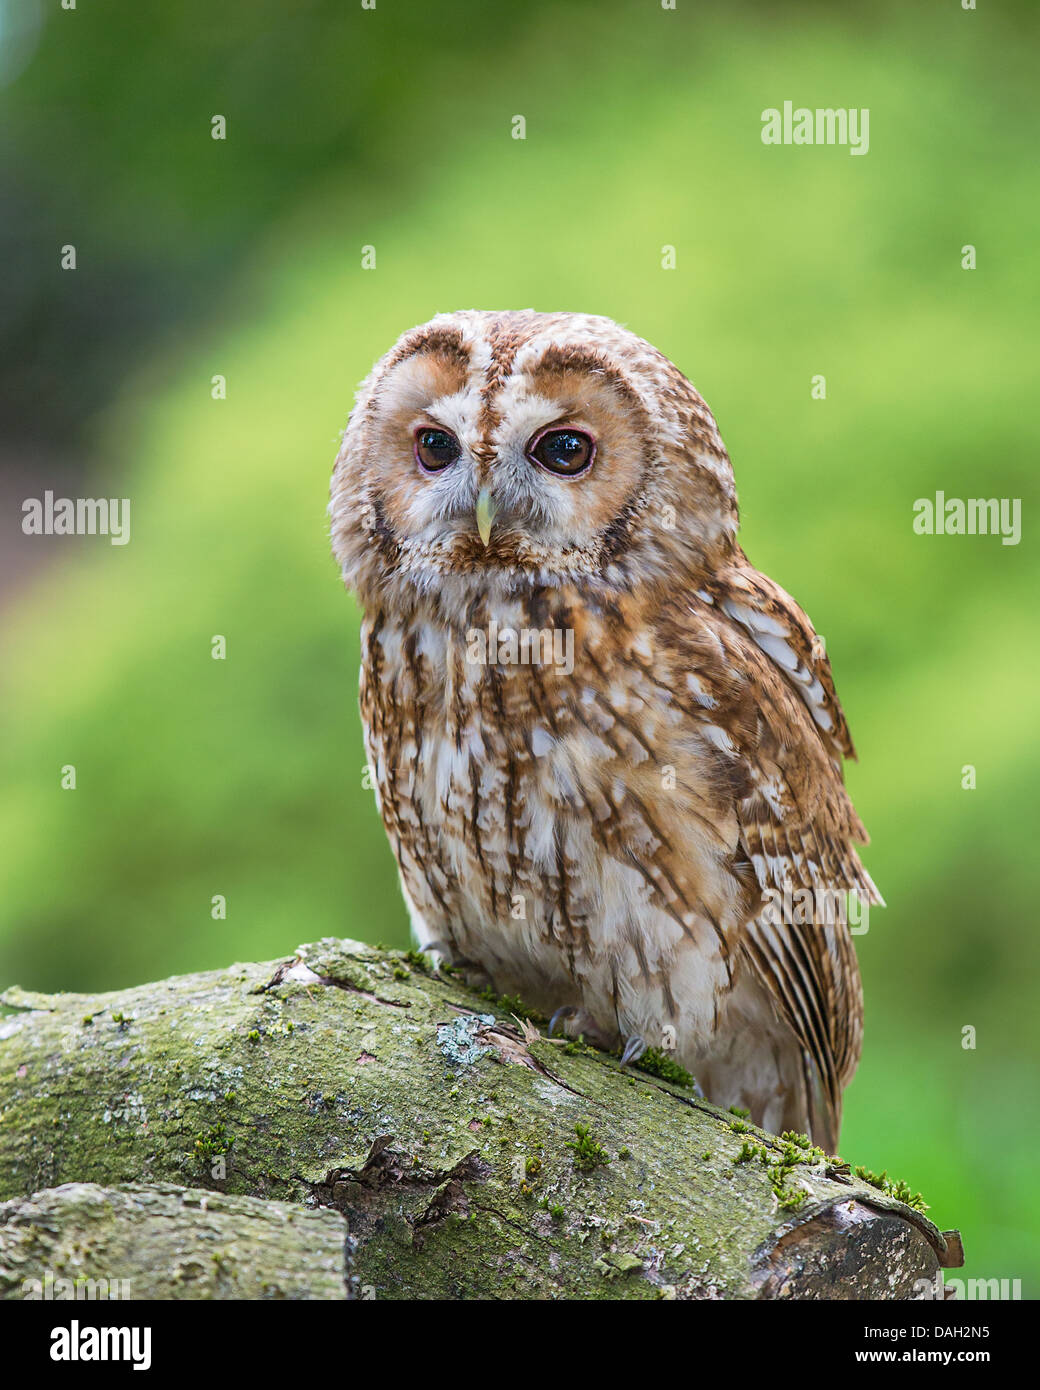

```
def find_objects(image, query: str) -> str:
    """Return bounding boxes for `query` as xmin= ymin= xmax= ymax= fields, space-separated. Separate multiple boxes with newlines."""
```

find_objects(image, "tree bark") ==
xmin=1 ymin=1183 xmax=350 ymax=1300
xmin=0 ymin=938 xmax=962 ymax=1300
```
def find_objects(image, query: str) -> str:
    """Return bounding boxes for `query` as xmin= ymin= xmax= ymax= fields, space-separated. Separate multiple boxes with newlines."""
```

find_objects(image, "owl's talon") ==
xmin=620 ymin=1034 xmax=648 ymax=1067
xmin=424 ymin=939 xmax=465 ymax=969
xmin=548 ymin=1006 xmax=578 ymax=1038
xmin=423 ymin=941 xmax=494 ymax=992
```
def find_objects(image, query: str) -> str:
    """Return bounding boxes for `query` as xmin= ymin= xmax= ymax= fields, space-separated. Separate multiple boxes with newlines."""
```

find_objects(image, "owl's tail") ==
xmin=802 ymin=1052 xmax=842 ymax=1156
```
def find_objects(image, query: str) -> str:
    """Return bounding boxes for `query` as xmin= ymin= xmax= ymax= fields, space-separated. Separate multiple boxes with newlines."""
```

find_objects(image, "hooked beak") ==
xmin=475 ymin=486 xmax=498 ymax=547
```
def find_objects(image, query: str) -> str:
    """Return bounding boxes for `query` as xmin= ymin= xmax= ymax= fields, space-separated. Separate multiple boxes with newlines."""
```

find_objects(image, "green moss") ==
xmin=194 ymin=1123 xmax=234 ymax=1159
xmin=780 ymin=1129 xmax=812 ymax=1150
xmin=735 ymin=1140 xmax=768 ymax=1165
xmin=854 ymin=1166 xmax=929 ymax=1214
xmin=728 ymin=1105 xmax=750 ymax=1118
xmin=478 ymin=986 xmax=546 ymax=1024
xmin=566 ymin=1122 xmax=610 ymax=1172
xmin=634 ymin=1048 xmax=694 ymax=1088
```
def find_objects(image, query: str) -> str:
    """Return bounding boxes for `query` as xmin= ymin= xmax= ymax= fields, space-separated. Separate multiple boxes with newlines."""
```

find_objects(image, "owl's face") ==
xmin=331 ymin=311 xmax=739 ymax=607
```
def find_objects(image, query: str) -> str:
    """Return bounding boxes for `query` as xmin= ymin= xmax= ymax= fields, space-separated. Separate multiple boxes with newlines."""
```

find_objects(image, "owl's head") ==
xmin=330 ymin=310 xmax=739 ymax=608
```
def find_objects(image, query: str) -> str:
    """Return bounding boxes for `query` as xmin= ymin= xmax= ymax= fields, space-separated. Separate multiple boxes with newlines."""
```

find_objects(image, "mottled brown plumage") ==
xmin=330 ymin=310 xmax=880 ymax=1151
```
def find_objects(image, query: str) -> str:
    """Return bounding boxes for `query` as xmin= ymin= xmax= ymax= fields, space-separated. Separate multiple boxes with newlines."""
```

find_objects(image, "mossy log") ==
xmin=0 ymin=1183 xmax=349 ymax=1300
xmin=0 ymin=939 xmax=962 ymax=1300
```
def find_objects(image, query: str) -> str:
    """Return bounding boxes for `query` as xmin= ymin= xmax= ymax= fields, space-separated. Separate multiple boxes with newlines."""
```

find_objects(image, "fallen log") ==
xmin=0 ymin=938 xmax=962 ymax=1300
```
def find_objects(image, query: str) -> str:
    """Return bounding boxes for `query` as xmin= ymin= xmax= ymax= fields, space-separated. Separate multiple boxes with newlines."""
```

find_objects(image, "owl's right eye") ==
xmin=414 ymin=427 xmax=461 ymax=472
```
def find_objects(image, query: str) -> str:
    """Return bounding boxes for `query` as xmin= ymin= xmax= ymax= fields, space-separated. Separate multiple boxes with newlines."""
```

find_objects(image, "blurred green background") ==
xmin=1 ymin=0 xmax=1037 ymax=1295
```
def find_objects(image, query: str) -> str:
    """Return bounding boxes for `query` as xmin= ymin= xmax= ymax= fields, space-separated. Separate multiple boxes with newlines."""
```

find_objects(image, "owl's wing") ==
xmin=711 ymin=559 xmax=856 ymax=764
xmin=695 ymin=557 xmax=880 ymax=1150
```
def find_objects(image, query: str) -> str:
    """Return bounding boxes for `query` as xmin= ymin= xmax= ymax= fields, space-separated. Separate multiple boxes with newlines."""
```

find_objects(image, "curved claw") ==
xmin=548 ymin=1006 xmax=578 ymax=1038
xmin=620 ymin=1034 xmax=648 ymax=1067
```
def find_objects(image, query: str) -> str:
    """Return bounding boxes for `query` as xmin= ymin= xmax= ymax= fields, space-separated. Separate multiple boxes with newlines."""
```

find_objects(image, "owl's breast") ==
xmin=358 ymin=592 xmax=751 ymax=1035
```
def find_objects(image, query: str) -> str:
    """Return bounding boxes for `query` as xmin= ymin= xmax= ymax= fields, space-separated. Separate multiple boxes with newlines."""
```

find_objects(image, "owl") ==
xmin=330 ymin=310 xmax=880 ymax=1152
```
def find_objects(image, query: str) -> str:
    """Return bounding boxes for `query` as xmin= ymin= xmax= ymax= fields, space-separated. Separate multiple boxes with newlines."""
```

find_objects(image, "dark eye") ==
xmin=528 ymin=428 xmax=595 ymax=477
xmin=414 ymin=427 xmax=461 ymax=472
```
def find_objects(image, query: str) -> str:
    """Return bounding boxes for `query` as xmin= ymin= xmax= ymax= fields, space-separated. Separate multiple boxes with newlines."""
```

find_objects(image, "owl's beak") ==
xmin=475 ymin=487 xmax=498 ymax=547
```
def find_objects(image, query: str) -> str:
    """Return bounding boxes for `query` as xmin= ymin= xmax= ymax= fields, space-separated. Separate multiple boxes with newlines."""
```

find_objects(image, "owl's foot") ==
xmin=423 ymin=938 xmax=463 ymax=971
xmin=547 ymin=1006 xmax=578 ymax=1038
xmin=620 ymin=1034 xmax=648 ymax=1067
xmin=547 ymin=1006 xmax=615 ymax=1051
xmin=423 ymin=939 xmax=494 ymax=994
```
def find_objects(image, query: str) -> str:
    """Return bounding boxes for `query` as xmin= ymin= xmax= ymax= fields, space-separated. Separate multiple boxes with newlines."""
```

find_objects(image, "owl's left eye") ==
xmin=527 ymin=427 xmax=595 ymax=477
xmin=414 ymin=427 xmax=461 ymax=472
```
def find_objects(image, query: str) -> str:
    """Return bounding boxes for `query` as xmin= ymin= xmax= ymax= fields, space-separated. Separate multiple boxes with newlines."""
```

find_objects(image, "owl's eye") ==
xmin=414 ymin=427 xmax=461 ymax=472
xmin=527 ymin=428 xmax=595 ymax=477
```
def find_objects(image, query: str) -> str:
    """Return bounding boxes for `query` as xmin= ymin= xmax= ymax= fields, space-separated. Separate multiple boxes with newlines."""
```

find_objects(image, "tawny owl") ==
xmin=330 ymin=310 xmax=880 ymax=1152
